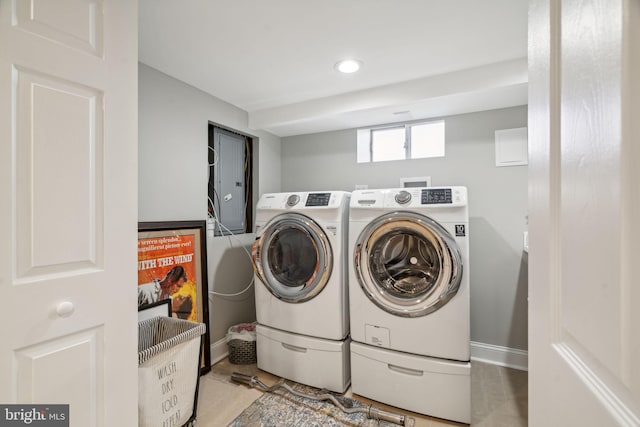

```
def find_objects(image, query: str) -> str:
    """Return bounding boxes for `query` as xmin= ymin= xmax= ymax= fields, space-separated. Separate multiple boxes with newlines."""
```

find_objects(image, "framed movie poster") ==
xmin=137 ymin=220 xmax=211 ymax=375
xmin=137 ymin=298 xmax=172 ymax=322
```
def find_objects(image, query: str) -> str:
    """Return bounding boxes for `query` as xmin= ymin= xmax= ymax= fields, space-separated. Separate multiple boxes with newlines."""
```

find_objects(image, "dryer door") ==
xmin=253 ymin=213 xmax=333 ymax=303
xmin=354 ymin=211 xmax=463 ymax=317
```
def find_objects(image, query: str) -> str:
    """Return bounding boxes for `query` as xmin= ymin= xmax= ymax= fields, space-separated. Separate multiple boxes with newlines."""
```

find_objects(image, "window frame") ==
xmin=358 ymin=119 xmax=445 ymax=163
xmin=370 ymin=124 xmax=408 ymax=161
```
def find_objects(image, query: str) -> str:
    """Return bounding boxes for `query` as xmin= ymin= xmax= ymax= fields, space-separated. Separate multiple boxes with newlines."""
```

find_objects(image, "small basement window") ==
xmin=357 ymin=120 xmax=445 ymax=163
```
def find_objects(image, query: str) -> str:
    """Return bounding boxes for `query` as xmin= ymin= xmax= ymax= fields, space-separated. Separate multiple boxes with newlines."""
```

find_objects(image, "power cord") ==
xmin=207 ymin=210 xmax=256 ymax=298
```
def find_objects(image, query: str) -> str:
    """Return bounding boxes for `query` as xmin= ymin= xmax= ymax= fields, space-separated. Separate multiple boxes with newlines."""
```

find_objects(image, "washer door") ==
xmin=354 ymin=211 xmax=463 ymax=317
xmin=253 ymin=213 xmax=333 ymax=303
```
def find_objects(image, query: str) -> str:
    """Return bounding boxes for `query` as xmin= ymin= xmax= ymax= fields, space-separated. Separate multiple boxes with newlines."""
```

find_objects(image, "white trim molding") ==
xmin=211 ymin=338 xmax=229 ymax=366
xmin=471 ymin=341 xmax=528 ymax=371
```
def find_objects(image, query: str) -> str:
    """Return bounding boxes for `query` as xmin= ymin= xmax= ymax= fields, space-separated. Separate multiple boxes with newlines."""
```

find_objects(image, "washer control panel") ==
xmin=352 ymin=187 xmax=466 ymax=208
xmin=257 ymin=191 xmax=350 ymax=210
xmin=305 ymin=192 xmax=331 ymax=206
xmin=421 ymin=188 xmax=452 ymax=204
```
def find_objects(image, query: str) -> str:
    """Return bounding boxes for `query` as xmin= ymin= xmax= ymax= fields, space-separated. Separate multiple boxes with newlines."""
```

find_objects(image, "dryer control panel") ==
xmin=351 ymin=187 xmax=467 ymax=209
xmin=256 ymin=191 xmax=350 ymax=210
xmin=305 ymin=192 xmax=331 ymax=206
xmin=421 ymin=188 xmax=452 ymax=204
xmin=389 ymin=187 xmax=466 ymax=207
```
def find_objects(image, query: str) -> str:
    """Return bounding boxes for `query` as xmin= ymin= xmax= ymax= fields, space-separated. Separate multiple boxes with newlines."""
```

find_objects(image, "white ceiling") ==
xmin=139 ymin=0 xmax=528 ymax=137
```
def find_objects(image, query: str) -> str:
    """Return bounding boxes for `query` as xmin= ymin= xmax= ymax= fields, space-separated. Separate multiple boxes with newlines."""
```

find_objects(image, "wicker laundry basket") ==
xmin=138 ymin=316 xmax=206 ymax=427
xmin=226 ymin=323 xmax=257 ymax=364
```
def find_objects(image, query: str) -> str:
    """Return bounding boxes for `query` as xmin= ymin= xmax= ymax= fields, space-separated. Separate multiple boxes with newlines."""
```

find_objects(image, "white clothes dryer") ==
xmin=253 ymin=191 xmax=350 ymax=392
xmin=348 ymin=187 xmax=471 ymax=423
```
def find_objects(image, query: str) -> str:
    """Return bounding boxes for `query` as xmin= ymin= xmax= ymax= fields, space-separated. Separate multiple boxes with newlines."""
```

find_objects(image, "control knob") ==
xmin=395 ymin=190 xmax=412 ymax=204
xmin=286 ymin=194 xmax=300 ymax=206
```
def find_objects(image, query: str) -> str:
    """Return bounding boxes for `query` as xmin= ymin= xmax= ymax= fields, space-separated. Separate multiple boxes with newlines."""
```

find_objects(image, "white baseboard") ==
xmin=470 ymin=341 xmax=528 ymax=371
xmin=211 ymin=338 xmax=229 ymax=366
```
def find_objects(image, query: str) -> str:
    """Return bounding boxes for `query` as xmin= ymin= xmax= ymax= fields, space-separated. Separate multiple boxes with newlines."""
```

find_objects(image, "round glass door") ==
xmin=253 ymin=213 xmax=332 ymax=303
xmin=354 ymin=211 xmax=462 ymax=317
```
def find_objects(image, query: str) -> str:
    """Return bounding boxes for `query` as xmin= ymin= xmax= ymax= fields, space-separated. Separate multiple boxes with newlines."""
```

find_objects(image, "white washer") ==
xmin=348 ymin=187 xmax=471 ymax=424
xmin=253 ymin=191 xmax=350 ymax=392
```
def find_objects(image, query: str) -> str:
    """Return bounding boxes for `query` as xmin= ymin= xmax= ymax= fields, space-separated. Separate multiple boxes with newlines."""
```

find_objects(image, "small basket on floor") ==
xmin=226 ymin=323 xmax=257 ymax=364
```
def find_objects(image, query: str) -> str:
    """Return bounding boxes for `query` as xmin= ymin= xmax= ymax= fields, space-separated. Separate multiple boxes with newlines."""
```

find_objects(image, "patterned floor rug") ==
xmin=228 ymin=381 xmax=405 ymax=427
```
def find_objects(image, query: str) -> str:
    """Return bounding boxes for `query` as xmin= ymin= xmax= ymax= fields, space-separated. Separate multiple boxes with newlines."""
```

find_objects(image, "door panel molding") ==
xmin=554 ymin=341 xmax=639 ymax=425
xmin=15 ymin=327 xmax=103 ymax=412
xmin=13 ymin=0 xmax=104 ymax=56
xmin=529 ymin=0 xmax=640 ymax=424
xmin=13 ymin=66 xmax=104 ymax=283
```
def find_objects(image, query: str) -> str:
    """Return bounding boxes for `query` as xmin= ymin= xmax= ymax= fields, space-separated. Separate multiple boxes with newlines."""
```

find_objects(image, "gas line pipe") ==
xmin=230 ymin=372 xmax=415 ymax=426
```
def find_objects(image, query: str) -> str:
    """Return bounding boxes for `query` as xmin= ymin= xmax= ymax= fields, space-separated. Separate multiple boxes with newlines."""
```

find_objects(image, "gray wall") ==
xmin=138 ymin=64 xmax=528 ymax=354
xmin=138 ymin=63 xmax=281 ymax=344
xmin=281 ymin=106 xmax=529 ymax=351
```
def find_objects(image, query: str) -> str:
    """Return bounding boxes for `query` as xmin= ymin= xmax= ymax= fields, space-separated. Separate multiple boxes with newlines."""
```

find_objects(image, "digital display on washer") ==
xmin=306 ymin=192 xmax=331 ymax=206
xmin=421 ymin=189 xmax=452 ymax=204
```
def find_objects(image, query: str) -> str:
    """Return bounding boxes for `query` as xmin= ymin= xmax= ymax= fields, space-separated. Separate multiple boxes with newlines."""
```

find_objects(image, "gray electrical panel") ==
xmin=212 ymin=127 xmax=246 ymax=234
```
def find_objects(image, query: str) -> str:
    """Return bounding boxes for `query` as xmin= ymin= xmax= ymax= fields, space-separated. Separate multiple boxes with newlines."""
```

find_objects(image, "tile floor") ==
xmin=194 ymin=358 xmax=527 ymax=426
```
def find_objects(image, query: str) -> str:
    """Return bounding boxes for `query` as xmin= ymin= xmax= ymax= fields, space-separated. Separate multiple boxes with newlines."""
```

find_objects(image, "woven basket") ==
xmin=228 ymin=338 xmax=257 ymax=364
xmin=226 ymin=322 xmax=257 ymax=364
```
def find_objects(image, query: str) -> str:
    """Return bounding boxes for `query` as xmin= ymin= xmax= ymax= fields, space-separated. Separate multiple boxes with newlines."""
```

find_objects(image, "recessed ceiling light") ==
xmin=335 ymin=59 xmax=362 ymax=74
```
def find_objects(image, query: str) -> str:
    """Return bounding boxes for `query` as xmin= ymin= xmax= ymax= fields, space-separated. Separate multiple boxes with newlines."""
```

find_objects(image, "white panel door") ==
xmin=529 ymin=0 xmax=640 ymax=425
xmin=0 ymin=1 xmax=138 ymax=426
